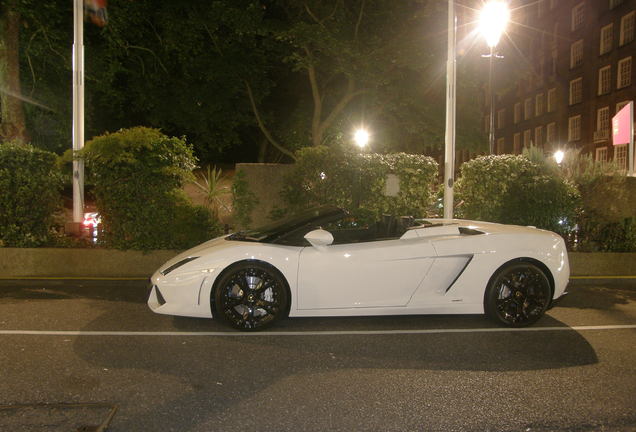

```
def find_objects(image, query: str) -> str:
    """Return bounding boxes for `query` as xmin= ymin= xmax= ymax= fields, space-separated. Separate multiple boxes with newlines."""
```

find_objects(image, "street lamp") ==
xmin=479 ymin=1 xmax=510 ymax=155
xmin=554 ymin=150 xmax=565 ymax=165
xmin=354 ymin=128 xmax=370 ymax=149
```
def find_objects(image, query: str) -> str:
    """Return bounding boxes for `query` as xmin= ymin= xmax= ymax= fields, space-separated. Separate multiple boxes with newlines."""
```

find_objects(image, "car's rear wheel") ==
xmin=484 ymin=262 xmax=551 ymax=327
xmin=213 ymin=262 xmax=289 ymax=331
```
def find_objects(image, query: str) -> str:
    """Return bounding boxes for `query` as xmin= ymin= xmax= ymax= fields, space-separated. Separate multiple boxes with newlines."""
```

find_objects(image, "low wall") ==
xmin=0 ymin=249 xmax=634 ymax=279
xmin=0 ymin=248 xmax=178 ymax=279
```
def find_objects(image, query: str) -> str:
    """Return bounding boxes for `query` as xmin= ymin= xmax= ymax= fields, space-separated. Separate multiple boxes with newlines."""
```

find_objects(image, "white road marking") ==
xmin=0 ymin=324 xmax=635 ymax=337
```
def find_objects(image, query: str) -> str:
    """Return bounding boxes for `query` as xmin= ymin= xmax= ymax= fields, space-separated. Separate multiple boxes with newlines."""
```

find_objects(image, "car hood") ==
xmin=157 ymin=235 xmax=230 ymax=273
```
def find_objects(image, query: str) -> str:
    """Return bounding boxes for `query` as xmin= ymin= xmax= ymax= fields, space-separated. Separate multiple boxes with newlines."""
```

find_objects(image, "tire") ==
xmin=213 ymin=262 xmax=289 ymax=331
xmin=484 ymin=262 xmax=551 ymax=327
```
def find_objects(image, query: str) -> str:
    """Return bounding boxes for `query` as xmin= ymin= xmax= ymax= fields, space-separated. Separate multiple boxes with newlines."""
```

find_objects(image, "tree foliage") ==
xmin=82 ymin=127 xmax=221 ymax=250
xmin=4 ymin=0 xmax=485 ymax=162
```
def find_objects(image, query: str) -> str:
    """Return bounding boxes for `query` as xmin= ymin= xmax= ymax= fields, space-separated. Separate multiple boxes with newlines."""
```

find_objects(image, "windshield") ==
xmin=227 ymin=206 xmax=347 ymax=243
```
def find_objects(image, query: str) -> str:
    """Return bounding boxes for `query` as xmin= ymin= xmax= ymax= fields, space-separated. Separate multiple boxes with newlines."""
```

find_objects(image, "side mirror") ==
xmin=304 ymin=229 xmax=334 ymax=248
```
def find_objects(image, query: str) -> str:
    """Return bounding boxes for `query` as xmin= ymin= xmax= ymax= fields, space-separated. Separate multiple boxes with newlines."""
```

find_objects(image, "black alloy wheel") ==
xmin=484 ymin=262 xmax=552 ymax=327
xmin=213 ymin=262 xmax=289 ymax=331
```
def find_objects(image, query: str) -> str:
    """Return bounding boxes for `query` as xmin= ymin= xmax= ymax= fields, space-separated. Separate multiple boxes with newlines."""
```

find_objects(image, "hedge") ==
xmin=0 ymin=142 xmax=62 ymax=247
xmin=278 ymin=145 xmax=439 ymax=221
xmin=82 ymin=127 xmax=221 ymax=250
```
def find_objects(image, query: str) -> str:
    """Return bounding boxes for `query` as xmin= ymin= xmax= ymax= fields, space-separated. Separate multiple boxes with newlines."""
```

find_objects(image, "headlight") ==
xmin=160 ymin=257 xmax=199 ymax=276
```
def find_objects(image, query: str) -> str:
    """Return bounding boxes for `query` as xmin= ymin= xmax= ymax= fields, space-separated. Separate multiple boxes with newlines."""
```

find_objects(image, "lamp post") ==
xmin=479 ymin=1 xmax=510 ymax=155
xmin=443 ymin=0 xmax=457 ymax=219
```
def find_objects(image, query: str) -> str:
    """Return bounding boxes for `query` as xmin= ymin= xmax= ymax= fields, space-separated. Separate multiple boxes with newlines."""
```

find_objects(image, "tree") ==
xmin=0 ymin=0 xmax=28 ymax=143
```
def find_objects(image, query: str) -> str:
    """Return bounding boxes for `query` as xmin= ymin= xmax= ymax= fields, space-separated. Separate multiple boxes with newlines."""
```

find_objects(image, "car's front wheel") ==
xmin=213 ymin=262 xmax=289 ymax=331
xmin=484 ymin=262 xmax=552 ymax=327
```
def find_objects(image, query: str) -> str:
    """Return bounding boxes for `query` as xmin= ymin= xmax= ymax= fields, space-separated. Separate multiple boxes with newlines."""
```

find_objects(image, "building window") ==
xmin=524 ymin=129 xmax=532 ymax=148
xmin=617 ymin=57 xmax=632 ymax=89
xmin=514 ymin=103 xmax=522 ymax=124
xmin=550 ymin=0 xmax=557 ymax=9
xmin=547 ymin=88 xmax=557 ymax=112
xmin=547 ymin=122 xmax=556 ymax=144
xmin=620 ymin=11 xmax=635 ymax=46
xmin=524 ymin=98 xmax=533 ymax=120
xmin=571 ymin=3 xmax=585 ymax=32
xmin=514 ymin=133 xmax=521 ymax=153
xmin=535 ymin=126 xmax=544 ymax=147
xmin=596 ymin=107 xmax=610 ymax=142
xmin=600 ymin=24 xmax=613 ymax=55
xmin=484 ymin=114 xmax=490 ymax=133
xmin=615 ymin=144 xmax=628 ymax=170
xmin=598 ymin=65 xmax=612 ymax=95
xmin=568 ymin=115 xmax=582 ymax=141
xmin=570 ymin=40 xmax=584 ymax=68
xmin=596 ymin=147 xmax=608 ymax=162
xmin=569 ymin=78 xmax=583 ymax=105
xmin=497 ymin=138 xmax=505 ymax=154
xmin=535 ymin=93 xmax=544 ymax=116
xmin=497 ymin=109 xmax=505 ymax=129
xmin=610 ymin=0 xmax=624 ymax=10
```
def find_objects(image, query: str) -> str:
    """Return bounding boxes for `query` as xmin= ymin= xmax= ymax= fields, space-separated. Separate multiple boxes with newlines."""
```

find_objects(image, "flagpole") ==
xmin=72 ymin=0 xmax=85 ymax=225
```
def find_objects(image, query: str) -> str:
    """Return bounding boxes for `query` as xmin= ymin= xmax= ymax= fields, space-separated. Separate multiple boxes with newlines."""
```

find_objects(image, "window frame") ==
xmin=535 ymin=93 xmax=544 ymax=116
xmin=617 ymin=56 xmax=632 ymax=89
xmin=598 ymin=65 xmax=612 ymax=95
xmin=524 ymin=98 xmax=533 ymax=120
xmin=568 ymin=115 xmax=582 ymax=142
xmin=596 ymin=106 xmax=610 ymax=132
xmin=596 ymin=146 xmax=608 ymax=162
xmin=547 ymin=88 xmax=557 ymax=112
xmin=620 ymin=11 xmax=635 ymax=46
xmin=547 ymin=122 xmax=557 ymax=145
xmin=571 ymin=2 xmax=585 ymax=32
xmin=600 ymin=23 xmax=613 ymax=55
xmin=570 ymin=39 xmax=584 ymax=68
xmin=535 ymin=126 xmax=544 ymax=147
xmin=569 ymin=77 xmax=583 ymax=105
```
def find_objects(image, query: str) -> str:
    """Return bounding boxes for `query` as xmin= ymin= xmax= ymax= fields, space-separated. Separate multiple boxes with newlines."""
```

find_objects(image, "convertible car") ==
xmin=148 ymin=206 xmax=569 ymax=330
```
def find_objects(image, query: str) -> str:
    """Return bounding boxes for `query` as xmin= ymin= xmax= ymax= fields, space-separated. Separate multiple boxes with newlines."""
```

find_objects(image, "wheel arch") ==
xmin=210 ymin=259 xmax=292 ymax=318
xmin=485 ymin=257 xmax=555 ymax=303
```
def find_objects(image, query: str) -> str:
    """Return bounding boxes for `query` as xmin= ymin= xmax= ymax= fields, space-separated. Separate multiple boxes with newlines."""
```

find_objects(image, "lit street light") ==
xmin=554 ymin=150 xmax=564 ymax=165
xmin=479 ymin=1 xmax=510 ymax=155
xmin=354 ymin=128 xmax=370 ymax=149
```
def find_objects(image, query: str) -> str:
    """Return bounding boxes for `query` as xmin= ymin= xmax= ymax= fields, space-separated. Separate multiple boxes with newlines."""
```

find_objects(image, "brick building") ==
xmin=488 ymin=0 xmax=635 ymax=168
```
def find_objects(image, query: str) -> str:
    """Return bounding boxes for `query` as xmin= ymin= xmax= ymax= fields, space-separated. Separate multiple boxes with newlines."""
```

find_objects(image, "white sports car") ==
xmin=148 ymin=206 xmax=569 ymax=330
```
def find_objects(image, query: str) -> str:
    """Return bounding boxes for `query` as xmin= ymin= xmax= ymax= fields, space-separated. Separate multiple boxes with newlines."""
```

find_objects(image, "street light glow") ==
xmin=354 ymin=128 xmax=370 ymax=149
xmin=554 ymin=150 xmax=565 ymax=164
xmin=479 ymin=1 xmax=510 ymax=48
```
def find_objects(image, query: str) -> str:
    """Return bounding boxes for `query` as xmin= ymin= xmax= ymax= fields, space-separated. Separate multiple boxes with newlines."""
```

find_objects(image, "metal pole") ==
xmin=629 ymin=101 xmax=634 ymax=176
xmin=72 ymin=0 xmax=85 ymax=224
xmin=488 ymin=45 xmax=495 ymax=154
xmin=443 ymin=0 xmax=456 ymax=219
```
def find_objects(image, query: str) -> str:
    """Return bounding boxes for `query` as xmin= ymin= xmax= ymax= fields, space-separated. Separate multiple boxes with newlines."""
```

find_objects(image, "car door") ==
xmin=297 ymin=236 xmax=436 ymax=310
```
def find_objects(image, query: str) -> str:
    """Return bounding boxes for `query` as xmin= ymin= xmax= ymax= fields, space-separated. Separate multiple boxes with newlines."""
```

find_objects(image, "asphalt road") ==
xmin=0 ymin=278 xmax=635 ymax=432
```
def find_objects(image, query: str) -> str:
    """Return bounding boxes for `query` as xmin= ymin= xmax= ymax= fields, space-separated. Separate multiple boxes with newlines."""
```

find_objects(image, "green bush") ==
xmin=82 ymin=127 xmax=220 ymax=250
xmin=455 ymin=154 xmax=580 ymax=235
xmin=279 ymin=145 xmax=439 ymax=220
xmin=0 ymin=142 xmax=62 ymax=247
xmin=231 ymin=169 xmax=258 ymax=229
xmin=562 ymin=153 xmax=635 ymax=251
